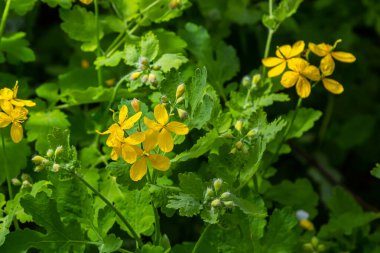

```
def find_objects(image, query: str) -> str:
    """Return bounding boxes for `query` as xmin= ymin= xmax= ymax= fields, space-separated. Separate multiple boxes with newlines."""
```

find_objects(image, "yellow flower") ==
xmin=109 ymin=132 xmax=145 ymax=163
xmin=144 ymin=104 xmax=189 ymax=152
xmin=80 ymin=0 xmax=93 ymax=5
xmin=130 ymin=129 xmax=170 ymax=181
xmin=308 ymin=40 xmax=356 ymax=76
xmin=321 ymin=78 xmax=344 ymax=95
xmin=0 ymin=105 xmax=28 ymax=143
xmin=97 ymin=105 xmax=142 ymax=148
xmin=262 ymin=41 xmax=305 ymax=78
xmin=0 ymin=82 xmax=36 ymax=109
xmin=281 ymin=58 xmax=320 ymax=98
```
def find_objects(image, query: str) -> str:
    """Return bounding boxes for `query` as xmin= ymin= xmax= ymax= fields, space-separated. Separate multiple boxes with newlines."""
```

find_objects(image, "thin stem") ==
xmin=106 ymin=73 xmax=130 ymax=110
xmin=153 ymin=203 xmax=161 ymax=245
xmin=261 ymin=0 xmax=274 ymax=84
xmin=192 ymin=224 xmax=211 ymax=253
xmin=74 ymin=173 xmax=143 ymax=248
xmin=243 ymin=88 xmax=252 ymax=109
xmin=318 ymin=94 xmax=334 ymax=146
xmin=0 ymin=0 xmax=12 ymax=43
xmin=94 ymin=0 xmax=103 ymax=87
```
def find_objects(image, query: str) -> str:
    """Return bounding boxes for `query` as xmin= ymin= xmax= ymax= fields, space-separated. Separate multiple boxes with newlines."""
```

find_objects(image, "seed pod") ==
xmin=131 ymin=98 xmax=140 ymax=112
xmin=213 ymin=178 xmax=223 ymax=192
xmin=177 ymin=108 xmax=188 ymax=119
xmin=234 ymin=120 xmax=243 ymax=132
xmin=130 ymin=71 xmax=142 ymax=80
xmin=211 ymin=198 xmax=221 ymax=207
xmin=176 ymin=83 xmax=186 ymax=98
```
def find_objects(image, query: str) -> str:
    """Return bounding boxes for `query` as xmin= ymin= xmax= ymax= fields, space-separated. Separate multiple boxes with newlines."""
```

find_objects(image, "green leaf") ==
xmin=25 ymin=110 xmax=70 ymax=153
xmin=0 ymin=32 xmax=35 ymax=63
xmin=110 ymin=0 xmax=139 ymax=21
xmin=60 ymin=6 xmax=102 ymax=48
xmin=141 ymin=244 xmax=165 ymax=253
xmin=262 ymin=0 xmax=304 ymax=30
xmin=188 ymin=67 xmax=207 ymax=115
xmin=99 ymin=234 xmax=123 ymax=253
xmin=95 ymin=51 xmax=124 ymax=68
xmin=286 ymin=107 xmax=322 ymax=139
xmin=140 ymin=0 xmax=191 ymax=23
xmin=178 ymin=172 xmax=205 ymax=200
xmin=154 ymin=28 xmax=187 ymax=55
xmin=10 ymin=0 xmax=38 ymax=15
xmin=167 ymin=193 xmax=202 ymax=217
xmin=155 ymin=53 xmax=188 ymax=72
xmin=232 ymin=195 xmax=267 ymax=218
xmin=370 ymin=163 xmax=380 ymax=179
xmin=265 ymin=178 xmax=319 ymax=217
xmin=253 ymin=93 xmax=290 ymax=111
xmin=124 ymin=45 xmax=139 ymax=66
xmin=36 ymin=83 xmax=60 ymax=106
xmin=140 ymin=31 xmax=159 ymax=61
xmin=42 ymin=0 xmax=73 ymax=9
xmin=0 ymin=139 xmax=31 ymax=184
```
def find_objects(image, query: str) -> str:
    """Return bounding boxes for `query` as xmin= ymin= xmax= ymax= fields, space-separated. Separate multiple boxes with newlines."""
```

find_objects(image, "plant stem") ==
xmin=192 ymin=224 xmax=211 ymax=253
xmin=74 ymin=173 xmax=143 ymax=248
xmin=0 ymin=0 xmax=11 ymax=43
xmin=94 ymin=0 xmax=103 ymax=87
xmin=1 ymin=129 xmax=19 ymax=229
xmin=261 ymin=0 xmax=274 ymax=84
xmin=318 ymin=94 xmax=334 ymax=146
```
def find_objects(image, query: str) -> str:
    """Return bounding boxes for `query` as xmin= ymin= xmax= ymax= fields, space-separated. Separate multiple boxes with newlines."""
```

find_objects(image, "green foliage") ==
xmin=0 ymin=32 xmax=35 ymax=63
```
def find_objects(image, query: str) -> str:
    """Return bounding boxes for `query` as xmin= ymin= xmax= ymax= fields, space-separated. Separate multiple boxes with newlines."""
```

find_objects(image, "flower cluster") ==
xmin=0 ymin=82 xmax=35 ymax=143
xmin=98 ymin=97 xmax=189 ymax=181
xmin=262 ymin=40 xmax=355 ymax=98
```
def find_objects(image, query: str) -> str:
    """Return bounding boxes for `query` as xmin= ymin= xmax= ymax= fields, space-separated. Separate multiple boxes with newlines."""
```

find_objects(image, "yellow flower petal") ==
xmin=143 ymin=129 xmax=159 ymax=152
xmin=132 ymin=145 xmax=144 ymax=157
xmin=276 ymin=45 xmax=292 ymax=59
xmin=302 ymin=65 xmax=321 ymax=81
xmin=130 ymin=157 xmax=147 ymax=181
xmin=125 ymin=132 xmax=145 ymax=145
xmin=11 ymin=122 xmax=23 ymax=143
xmin=149 ymin=154 xmax=170 ymax=171
xmin=289 ymin=40 xmax=305 ymax=58
xmin=111 ymin=147 xmax=121 ymax=160
xmin=121 ymin=111 xmax=142 ymax=130
xmin=296 ymin=76 xmax=311 ymax=98
xmin=320 ymin=54 xmax=335 ymax=76
xmin=281 ymin=71 xmax=299 ymax=88
xmin=262 ymin=57 xmax=283 ymax=67
xmin=0 ymin=100 xmax=13 ymax=115
xmin=118 ymin=105 xmax=128 ymax=125
xmin=287 ymin=58 xmax=308 ymax=72
xmin=331 ymin=51 xmax=356 ymax=63
xmin=0 ymin=88 xmax=13 ymax=100
xmin=0 ymin=112 xmax=12 ymax=128
xmin=144 ymin=117 xmax=162 ymax=131
xmin=166 ymin=121 xmax=189 ymax=135
xmin=121 ymin=144 xmax=137 ymax=164
xmin=267 ymin=61 xmax=286 ymax=78
xmin=154 ymin=104 xmax=169 ymax=126
xmin=308 ymin=42 xmax=329 ymax=57
xmin=322 ymin=78 xmax=344 ymax=94
xmin=158 ymin=128 xmax=173 ymax=153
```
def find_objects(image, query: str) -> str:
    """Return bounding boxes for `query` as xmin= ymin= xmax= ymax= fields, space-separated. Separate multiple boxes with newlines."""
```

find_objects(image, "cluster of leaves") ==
xmin=0 ymin=0 xmax=379 ymax=252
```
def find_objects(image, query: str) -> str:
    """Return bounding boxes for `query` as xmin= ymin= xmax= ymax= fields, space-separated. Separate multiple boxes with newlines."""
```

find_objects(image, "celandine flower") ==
xmin=0 ymin=105 xmax=28 ymax=143
xmin=144 ymin=104 xmax=189 ymax=152
xmin=0 ymin=82 xmax=36 ymax=108
xmin=109 ymin=132 xmax=145 ymax=163
xmin=262 ymin=41 xmax=305 ymax=77
xmin=281 ymin=58 xmax=320 ymax=98
xmin=130 ymin=129 xmax=170 ymax=181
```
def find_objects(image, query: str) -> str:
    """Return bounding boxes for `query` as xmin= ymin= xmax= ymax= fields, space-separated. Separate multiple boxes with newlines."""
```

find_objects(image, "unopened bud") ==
xmin=176 ymin=96 xmax=185 ymax=104
xmin=213 ymin=178 xmax=223 ymax=192
xmin=234 ymin=120 xmax=243 ymax=132
xmin=148 ymin=73 xmax=157 ymax=84
xmin=130 ymin=71 xmax=142 ymax=80
xmin=242 ymin=75 xmax=250 ymax=87
xmin=303 ymin=243 xmax=314 ymax=251
xmin=105 ymin=79 xmax=116 ymax=87
xmin=205 ymin=187 xmax=214 ymax=198
xmin=230 ymin=147 xmax=237 ymax=154
xmin=11 ymin=178 xmax=21 ymax=186
xmin=235 ymin=141 xmax=243 ymax=150
xmin=31 ymin=155 xmax=45 ymax=165
xmin=246 ymin=128 xmax=258 ymax=137
xmin=141 ymin=74 xmax=148 ymax=83
xmin=223 ymin=201 xmax=235 ymax=208
xmin=34 ymin=165 xmax=44 ymax=172
xmin=220 ymin=192 xmax=231 ymax=199
xmin=152 ymin=64 xmax=161 ymax=70
xmin=80 ymin=59 xmax=90 ymax=69
xmin=299 ymin=219 xmax=314 ymax=231
xmin=52 ymin=163 xmax=60 ymax=172
xmin=177 ymin=108 xmax=188 ymax=119
xmin=160 ymin=95 xmax=168 ymax=103
xmin=21 ymin=173 xmax=31 ymax=182
xmin=251 ymin=74 xmax=261 ymax=88
xmin=317 ymin=244 xmax=326 ymax=252
xmin=211 ymin=198 xmax=221 ymax=207
xmin=296 ymin=209 xmax=309 ymax=221
xmin=46 ymin=149 xmax=54 ymax=158
xmin=220 ymin=132 xmax=234 ymax=139
xmin=80 ymin=0 xmax=93 ymax=5
xmin=176 ymin=83 xmax=186 ymax=98
xmin=131 ymin=98 xmax=140 ymax=112
xmin=311 ymin=237 xmax=319 ymax=247
xmin=55 ymin=146 xmax=63 ymax=157
xmin=21 ymin=180 xmax=32 ymax=189
xmin=138 ymin=56 xmax=149 ymax=70
xmin=168 ymin=0 xmax=181 ymax=9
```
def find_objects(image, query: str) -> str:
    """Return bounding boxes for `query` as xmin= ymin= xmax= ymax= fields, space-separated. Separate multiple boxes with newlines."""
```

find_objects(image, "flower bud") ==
xmin=46 ymin=149 xmax=54 ymax=158
xmin=234 ymin=120 xmax=243 ymax=132
xmin=31 ymin=155 xmax=45 ymax=165
xmin=141 ymin=74 xmax=149 ymax=83
xmin=303 ymin=243 xmax=314 ymax=251
xmin=34 ymin=165 xmax=44 ymax=172
xmin=21 ymin=180 xmax=32 ymax=189
xmin=251 ymin=74 xmax=261 ymax=88
xmin=223 ymin=201 xmax=235 ymax=208
xmin=55 ymin=146 xmax=63 ymax=157
xmin=205 ymin=187 xmax=214 ymax=199
xmin=177 ymin=108 xmax=188 ymax=119
xmin=220 ymin=132 xmax=234 ymax=139
xmin=176 ymin=96 xmax=185 ymax=104
xmin=11 ymin=178 xmax=21 ymax=186
xmin=220 ymin=191 xmax=231 ymax=199
xmin=176 ymin=83 xmax=186 ymax=98
xmin=230 ymin=147 xmax=237 ymax=154
xmin=131 ymin=98 xmax=140 ymax=112
xmin=160 ymin=95 xmax=168 ymax=103
xmin=52 ymin=163 xmax=60 ymax=172
xmin=246 ymin=128 xmax=258 ymax=137
xmin=296 ymin=209 xmax=309 ymax=221
xmin=21 ymin=173 xmax=31 ymax=182
xmin=105 ymin=79 xmax=116 ymax=87
xmin=311 ymin=237 xmax=319 ymax=247
xmin=213 ymin=178 xmax=223 ymax=192
xmin=235 ymin=141 xmax=243 ymax=150
xmin=211 ymin=198 xmax=221 ymax=207
xmin=138 ymin=56 xmax=149 ymax=70
xmin=317 ymin=244 xmax=326 ymax=252
xmin=152 ymin=64 xmax=161 ymax=70
xmin=130 ymin=71 xmax=142 ymax=80
xmin=299 ymin=219 xmax=314 ymax=231
xmin=169 ymin=0 xmax=181 ymax=9
xmin=80 ymin=59 xmax=90 ymax=69
xmin=148 ymin=73 xmax=157 ymax=84
xmin=241 ymin=75 xmax=250 ymax=87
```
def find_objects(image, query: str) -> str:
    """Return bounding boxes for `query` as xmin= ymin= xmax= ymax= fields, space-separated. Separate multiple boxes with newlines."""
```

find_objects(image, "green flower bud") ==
xmin=168 ymin=0 xmax=181 ymax=9
xmin=235 ymin=141 xmax=243 ymax=150
xmin=177 ymin=108 xmax=188 ymax=119
xmin=130 ymin=71 xmax=142 ymax=80
xmin=317 ymin=244 xmax=326 ymax=252
xmin=176 ymin=96 xmax=185 ymax=104
xmin=21 ymin=180 xmax=32 ymax=189
xmin=11 ymin=178 xmax=21 ymax=186
xmin=160 ymin=95 xmax=168 ymax=103
xmin=148 ymin=73 xmax=157 ymax=84
xmin=234 ymin=120 xmax=243 ymax=132
xmin=55 ymin=145 xmax=63 ymax=157
xmin=52 ymin=163 xmax=60 ymax=172
xmin=213 ymin=178 xmax=223 ymax=192
xmin=241 ymin=75 xmax=250 ymax=87
xmin=251 ymin=74 xmax=261 ymax=88
xmin=31 ymin=155 xmax=45 ymax=165
xmin=211 ymin=198 xmax=221 ymax=207
xmin=176 ymin=83 xmax=186 ymax=98
xmin=34 ymin=165 xmax=44 ymax=172
xmin=223 ymin=201 xmax=235 ymax=208
xmin=46 ymin=149 xmax=54 ymax=158
xmin=141 ymin=74 xmax=149 ymax=83
xmin=138 ymin=56 xmax=149 ymax=70
xmin=219 ymin=132 xmax=234 ymax=139
xmin=246 ymin=128 xmax=258 ymax=137
xmin=205 ymin=187 xmax=214 ymax=199
xmin=311 ymin=237 xmax=319 ymax=247
xmin=220 ymin=191 xmax=231 ymax=199
xmin=21 ymin=173 xmax=31 ymax=182
xmin=230 ymin=147 xmax=237 ymax=154
xmin=303 ymin=243 xmax=314 ymax=251
xmin=152 ymin=64 xmax=161 ymax=70
xmin=131 ymin=98 xmax=140 ymax=113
